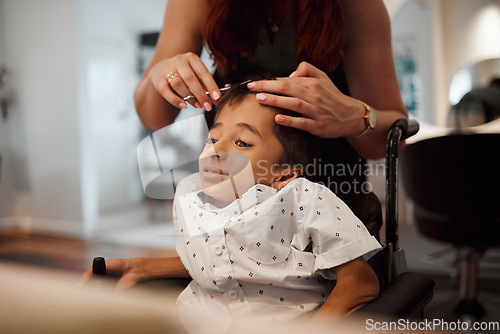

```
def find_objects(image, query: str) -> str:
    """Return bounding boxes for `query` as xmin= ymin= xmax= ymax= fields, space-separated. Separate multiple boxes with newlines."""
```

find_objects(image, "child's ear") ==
xmin=270 ymin=167 xmax=302 ymax=189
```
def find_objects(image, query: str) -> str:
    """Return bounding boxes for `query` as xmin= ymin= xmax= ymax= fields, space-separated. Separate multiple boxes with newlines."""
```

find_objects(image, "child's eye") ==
xmin=235 ymin=139 xmax=251 ymax=148
xmin=206 ymin=137 xmax=217 ymax=144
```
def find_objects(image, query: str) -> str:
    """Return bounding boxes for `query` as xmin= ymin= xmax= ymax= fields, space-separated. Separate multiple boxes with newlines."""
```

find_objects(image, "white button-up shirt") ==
xmin=173 ymin=174 xmax=381 ymax=333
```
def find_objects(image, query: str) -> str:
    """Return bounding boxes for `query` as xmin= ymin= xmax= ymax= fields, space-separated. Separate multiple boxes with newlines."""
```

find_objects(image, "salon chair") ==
xmin=92 ymin=119 xmax=435 ymax=320
xmin=400 ymin=133 xmax=500 ymax=320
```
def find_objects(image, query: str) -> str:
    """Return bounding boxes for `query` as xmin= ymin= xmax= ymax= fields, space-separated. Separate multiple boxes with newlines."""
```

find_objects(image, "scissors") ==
xmin=182 ymin=80 xmax=252 ymax=101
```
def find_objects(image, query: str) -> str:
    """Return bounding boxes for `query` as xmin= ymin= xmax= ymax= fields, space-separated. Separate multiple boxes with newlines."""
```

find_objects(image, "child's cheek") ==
xmin=253 ymin=160 xmax=277 ymax=184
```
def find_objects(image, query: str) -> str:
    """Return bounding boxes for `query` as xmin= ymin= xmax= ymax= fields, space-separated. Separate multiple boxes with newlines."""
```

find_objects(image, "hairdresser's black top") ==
xmin=208 ymin=1 xmax=367 ymax=198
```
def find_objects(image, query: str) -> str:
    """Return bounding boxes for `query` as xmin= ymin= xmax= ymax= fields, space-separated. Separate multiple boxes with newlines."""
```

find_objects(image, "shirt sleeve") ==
xmin=300 ymin=184 xmax=382 ymax=273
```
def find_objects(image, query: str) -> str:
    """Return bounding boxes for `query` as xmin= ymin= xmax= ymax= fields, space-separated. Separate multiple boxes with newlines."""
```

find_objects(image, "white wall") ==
xmin=383 ymin=0 xmax=408 ymax=17
xmin=442 ymin=0 xmax=500 ymax=86
xmin=0 ymin=0 xmax=167 ymax=238
xmin=391 ymin=0 xmax=500 ymax=126
xmin=1 ymin=0 xmax=84 ymax=235
xmin=0 ymin=0 xmax=15 ymax=223
xmin=77 ymin=0 xmax=166 ymax=235
xmin=425 ymin=0 xmax=500 ymax=125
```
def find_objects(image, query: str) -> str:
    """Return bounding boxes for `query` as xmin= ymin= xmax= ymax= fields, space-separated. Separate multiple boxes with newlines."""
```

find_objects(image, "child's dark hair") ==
xmin=213 ymin=77 xmax=321 ymax=181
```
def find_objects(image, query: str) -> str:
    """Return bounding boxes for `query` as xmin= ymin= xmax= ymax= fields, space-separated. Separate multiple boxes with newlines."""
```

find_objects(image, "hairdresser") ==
xmin=134 ymin=0 xmax=407 ymax=195
xmin=80 ymin=0 xmax=408 ymax=291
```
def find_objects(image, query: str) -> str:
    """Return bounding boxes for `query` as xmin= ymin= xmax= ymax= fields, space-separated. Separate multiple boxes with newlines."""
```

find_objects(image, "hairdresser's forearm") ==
xmin=134 ymin=77 xmax=180 ymax=131
xmin=341 ymin=0 xmax=407 ymax=159
xmin=348 ymin=108 xmax=407 ymax=160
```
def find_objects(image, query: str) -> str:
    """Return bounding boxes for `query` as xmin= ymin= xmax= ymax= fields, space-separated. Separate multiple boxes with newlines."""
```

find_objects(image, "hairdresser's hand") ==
xmin=147 ymin=52 xmax=220 ymax=111
xmin=247 ymin=62 xmax=366 ymax=139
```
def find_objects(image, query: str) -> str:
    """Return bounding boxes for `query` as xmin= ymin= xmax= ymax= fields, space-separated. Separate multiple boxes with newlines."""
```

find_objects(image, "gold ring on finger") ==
xmin=166 ymin=72 xmax=181 ymax=85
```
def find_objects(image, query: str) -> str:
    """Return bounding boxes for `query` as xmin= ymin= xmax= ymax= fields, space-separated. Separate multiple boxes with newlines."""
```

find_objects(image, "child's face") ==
xmin=198 ymin=95 xmax=285 ymax=201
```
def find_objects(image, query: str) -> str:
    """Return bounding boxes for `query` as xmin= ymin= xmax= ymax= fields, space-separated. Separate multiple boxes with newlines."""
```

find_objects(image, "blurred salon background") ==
xmin=0 ymin=0 xmax=499 ymax=325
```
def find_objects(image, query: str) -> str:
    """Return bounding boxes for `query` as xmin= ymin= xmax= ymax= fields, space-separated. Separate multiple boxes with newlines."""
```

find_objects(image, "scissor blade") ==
xmin=182 ymin=80 xmax=252 ymax=101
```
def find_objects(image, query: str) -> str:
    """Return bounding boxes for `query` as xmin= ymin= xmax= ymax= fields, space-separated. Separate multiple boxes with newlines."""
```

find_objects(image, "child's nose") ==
xmin=212 ymin=151 xmax=228 ymax=160
xmin=212 ymin=141 xmax=228 ymax=160
xmin=213 ymin=140 xmax=229 ymax=159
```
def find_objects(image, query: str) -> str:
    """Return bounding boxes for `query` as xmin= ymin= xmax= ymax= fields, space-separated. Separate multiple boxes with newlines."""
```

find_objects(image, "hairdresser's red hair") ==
xmin=203 ymin=0 xmax=345 ymax=75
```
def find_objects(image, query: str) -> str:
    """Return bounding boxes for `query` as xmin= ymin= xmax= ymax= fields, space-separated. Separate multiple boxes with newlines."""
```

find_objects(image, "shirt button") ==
xmin=215 ymin=246 xmax=223 ymax=256
xmin=228 ymin=291 xmax=238 ymax=299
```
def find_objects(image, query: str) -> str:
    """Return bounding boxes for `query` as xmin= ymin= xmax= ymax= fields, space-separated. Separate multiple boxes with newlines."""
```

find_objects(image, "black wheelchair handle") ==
xmin=405 ymin=119 xmax=420 ymax=140
xmin=92 ymin=257 xmax=106 ymax=276
xmin=390 ymin=118 xmax=420 ymax=141
xmin=385 ymin=118 xmax=419 ymax=252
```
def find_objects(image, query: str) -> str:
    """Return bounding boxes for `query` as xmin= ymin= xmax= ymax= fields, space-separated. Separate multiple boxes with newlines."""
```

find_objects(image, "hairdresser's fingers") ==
xmin=147 ymin=58 xmax=188 ymax=109
xmin=176 ymin=55 xmax=215 ymax=111
xmin=176 ymin=68 xmax=212 ymax=111
xmin=189 ymin=56 xmax=221 ymax=102
xmin=166 ymin=69 xmax=201 ymax=108
xmin=291 ymin=61 xmax=329 ymax=79
xmin=153 ymin=70 xmax=188 ymax=110
xmin=254 ymin=93 xmax=316 ymax=118
xmin=248 ymin=77 xmax=314 ymax=102
xmin=274 ymin=113 xmax=318 ymax=134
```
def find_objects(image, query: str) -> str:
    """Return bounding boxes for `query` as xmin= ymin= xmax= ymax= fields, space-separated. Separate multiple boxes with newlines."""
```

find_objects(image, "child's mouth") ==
xmin=202 ymin=166 xmax=229 ymax=180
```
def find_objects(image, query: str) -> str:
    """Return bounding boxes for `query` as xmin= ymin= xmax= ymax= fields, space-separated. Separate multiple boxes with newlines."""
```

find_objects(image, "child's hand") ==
xmin=78 ymin=258 xmax=143 ymax=289
xmin=313 ymin=257 xmax=380 ymax=321
xmin=78 ymin=257 xmax=189 ymax=289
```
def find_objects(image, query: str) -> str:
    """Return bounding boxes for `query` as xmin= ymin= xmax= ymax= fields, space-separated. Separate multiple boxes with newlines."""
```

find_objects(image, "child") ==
xmin=172 ymin=83 xmax=381 ymax=332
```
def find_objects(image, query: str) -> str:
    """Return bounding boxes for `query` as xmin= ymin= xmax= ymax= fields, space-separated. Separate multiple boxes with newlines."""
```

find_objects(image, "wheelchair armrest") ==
xmin=354 ymin=271 xmax=434 ymax=319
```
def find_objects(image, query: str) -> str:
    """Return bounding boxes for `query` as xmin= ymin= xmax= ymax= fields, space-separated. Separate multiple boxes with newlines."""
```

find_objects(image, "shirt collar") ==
xmin=195 ymin=183 xmax=278 ymax=214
